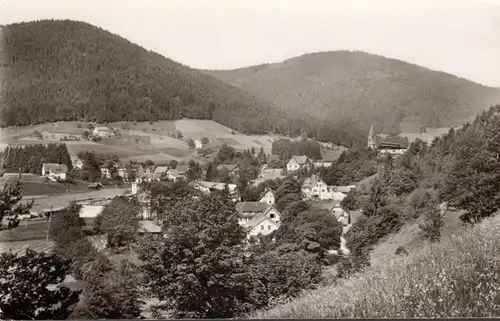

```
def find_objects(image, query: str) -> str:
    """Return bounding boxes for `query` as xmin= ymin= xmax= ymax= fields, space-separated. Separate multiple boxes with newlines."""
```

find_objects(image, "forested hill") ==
xmin=0 ymin=20 xmax=365 ymax=147
xmin=204 ymin=51 xmax=500 ymax=135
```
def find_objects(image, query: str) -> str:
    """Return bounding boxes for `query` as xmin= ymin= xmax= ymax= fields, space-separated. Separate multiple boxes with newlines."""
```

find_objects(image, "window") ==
xmin=261 ymin=225 xmax=264 ymax=230
xmin=270 ymin=213 xmax=275 ymax=218
xmin=268 ymin=225 xmax=272 ymax=230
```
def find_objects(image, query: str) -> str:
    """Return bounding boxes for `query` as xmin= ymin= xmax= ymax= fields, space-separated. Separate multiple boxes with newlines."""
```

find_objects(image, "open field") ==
xmin=21 ymin=188 xmax=129 ymax=213
xmin=0 ymin=220 xmax=50 ymax=242
xmin=0 ymin=119 xmax=285 ymax=163
xmin=20 ymin=179 xmax=94 ymax=196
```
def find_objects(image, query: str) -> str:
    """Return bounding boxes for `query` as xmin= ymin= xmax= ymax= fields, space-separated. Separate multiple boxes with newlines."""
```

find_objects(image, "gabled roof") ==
xmin=302 ymin=174 xmax=325 ymax=189
xmin=154 ymin=166 xmax=169 ymax=175
xmin=217 ymin=164 xmax=239 ymax=172
xmin=236 ymin=202 xmax=271 ymax=214
xmin=290 ymin=155 xmax=309 ymax=165
xmin=258 ymin=188 xmax=275 ymax=200
xmin=42 ymin=163 xmax=68 ymax=173
xmin=144 ymin=165 xmax=156 ymax=171
xmin=375 ymin=136 xmax=409 ymax=149
xmin=71 ymin=156 xmax=82 ymax=162
xmin=247 ymin=214 xmax=279 ymax=229
xmin=335 ymin=185 xmax=355 ymax=193
xmin=196 ymin=181 xmax=237 ymax=191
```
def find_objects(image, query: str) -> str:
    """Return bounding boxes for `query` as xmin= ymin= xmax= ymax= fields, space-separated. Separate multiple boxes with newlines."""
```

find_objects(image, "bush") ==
xmin=345 ymin=205 xmax=403 ymax=253
xmin=395 ymin=245 xmax=409 ymax=256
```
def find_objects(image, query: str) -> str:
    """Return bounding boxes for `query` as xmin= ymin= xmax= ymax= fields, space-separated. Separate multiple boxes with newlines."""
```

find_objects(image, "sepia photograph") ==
xmin=0 ymin=0 xmax=500 ymax=319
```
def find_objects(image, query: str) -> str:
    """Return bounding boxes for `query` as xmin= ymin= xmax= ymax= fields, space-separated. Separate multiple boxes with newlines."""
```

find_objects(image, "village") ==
xmin=1 ymin=124 xmax=409 ymax=255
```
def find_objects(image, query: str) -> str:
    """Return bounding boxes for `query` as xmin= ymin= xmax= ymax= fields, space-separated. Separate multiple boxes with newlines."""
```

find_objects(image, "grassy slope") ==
xmin=255 ymin=213 xmax=500 ymax=318
xmin=0 ymin=119 xmax=286 ymax=163
xmin=204 ymin=51 xmax=500 ymax=135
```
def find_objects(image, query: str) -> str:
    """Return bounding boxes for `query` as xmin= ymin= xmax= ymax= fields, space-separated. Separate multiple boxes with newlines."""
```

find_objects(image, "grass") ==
xmin=0 ymin=220 xmax=50 ymax=242
xmin=254 ymin=214 xmax=500 ymax=318
xmin=20 ymin=180 xmax=91 ymax=196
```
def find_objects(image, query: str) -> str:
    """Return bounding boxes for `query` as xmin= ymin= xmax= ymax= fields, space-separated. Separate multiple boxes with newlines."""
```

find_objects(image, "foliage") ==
xmin=138 ymin=191 xmax=253 ymax=318
xmin=0 ymin=249 xmax=81 ymax=319
xmin=94 ymin=196 xmax=141 ymax=248
xmin=73 ymin=255 xmax=143 ymax=319
xmin=201 ymin=136 xmax=209 ymax=145
xmin=187 ymin=138 xmax=196 ymax=149
xmin=247 ymin=244 xmax=323 ymax=310
xmin=418 ymin=196 xmax=445 ymax=243
xmin=271 ymin=138 xmax=322 ymax=161
xmin=274 ymin=205 xmax=343 ymax=257
xmin=0 ymin=176 xmax=33 ymax=229
xmin=336 ymin=249 xmax=371 ymax=278
xmin=0 ymin=143 xmax=73 ymax=174
xmin=186 ymin=160 xmax=202 ymax=180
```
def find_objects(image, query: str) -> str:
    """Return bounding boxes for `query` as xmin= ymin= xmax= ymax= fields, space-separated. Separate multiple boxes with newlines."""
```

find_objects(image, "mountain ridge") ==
xmin=0 ymin=19 xmax=363 ymax=147
xmin=203 ymin=50 xmax=500 ymax=135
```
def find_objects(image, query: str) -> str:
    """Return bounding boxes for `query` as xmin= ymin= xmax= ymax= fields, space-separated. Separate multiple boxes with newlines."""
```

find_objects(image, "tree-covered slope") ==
xmin=204 ymin=51 xmax=500 ymax=134
xmin=0 ymin=20 xmax=364 ymax=146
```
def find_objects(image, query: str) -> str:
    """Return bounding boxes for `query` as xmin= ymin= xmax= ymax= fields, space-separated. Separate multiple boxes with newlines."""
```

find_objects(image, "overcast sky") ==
xmin=1 ymin=0 xmax=499 ymax=87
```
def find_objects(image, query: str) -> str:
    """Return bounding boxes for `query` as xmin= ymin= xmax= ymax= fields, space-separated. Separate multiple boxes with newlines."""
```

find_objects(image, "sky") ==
xmin=1 ymin=0 xmax=500 ymax=87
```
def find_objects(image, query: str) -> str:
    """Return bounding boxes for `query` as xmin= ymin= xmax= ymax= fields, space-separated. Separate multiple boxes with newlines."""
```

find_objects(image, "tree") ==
xmin=247 ymin=244 xmax=322 ymax=310
xmin=187 ymin=138 xmax=196 ymax=149
xmin=186 ymin=160 xmax=202 ymax=181
xmin=73 ymin=256 xmax=142 ymax=319
xmin=201 ymin=137 xmax=209 ymax=145
xmin=138 ymin=192 xmax=253 ymax=318
xmin=168 ymin=159 xmax=178 ymax=169
xmin=419 ymin=196 xmax=445 ymax=243
xmin=94 ymin=196 xmax=141 ymax=248
xmin=0 ymin=249 xmax=81 ymax=319
xmin=0 ymin=175 xmax=33 ymax=230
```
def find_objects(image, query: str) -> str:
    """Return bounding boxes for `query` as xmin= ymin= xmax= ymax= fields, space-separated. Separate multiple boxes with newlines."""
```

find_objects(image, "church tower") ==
xmin=367 ymin=125 xmax=376 ymax=149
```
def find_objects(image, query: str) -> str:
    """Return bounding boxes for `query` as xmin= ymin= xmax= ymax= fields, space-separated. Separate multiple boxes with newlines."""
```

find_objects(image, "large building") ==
xmin=367 ymin=125 xmax=409 ymax=156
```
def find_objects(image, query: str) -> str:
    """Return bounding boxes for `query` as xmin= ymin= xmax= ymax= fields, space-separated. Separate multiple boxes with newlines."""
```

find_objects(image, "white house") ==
xmin=314 ymin=159 xmax=333 ymax=168
xmin=153 ymin=166 xmax=169 ymax=181
xmin=92 ymin=126 xmax=114 ymax=138
xmin=166 ymin=165 xmax=189 ymax=182
xmin=301 ymin=174 xmax=332 ymax=200
xmin=286 ymin=155 xmax=312 ymax=172
xmin=246 ymin=216 xmax=280 ymax=238
xmin=71 ymin=156 xmax=84 ymax=170
xmin=194 ymin=139 xmax=203 ymax=149
xmin=331 ymin=191 xmax=347 ymax=207
xmin=258 ymin=188 xmax=276 ymax=205
xmin=191 ymin=181 xmax=241 ymax=202
xmin=41 ymin=163 xmax=68 ymax=180
xmin=236 ymin=202 xmax=281 ymax=227
xmin=100 ymin=166 xmax=111 ymax=179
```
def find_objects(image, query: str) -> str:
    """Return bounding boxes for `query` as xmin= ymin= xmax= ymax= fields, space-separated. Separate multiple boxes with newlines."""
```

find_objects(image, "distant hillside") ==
xmin=204 ymin=51 xmax=500 ymax=135
xmin=0 ymin=20 xmax=363 ymax=147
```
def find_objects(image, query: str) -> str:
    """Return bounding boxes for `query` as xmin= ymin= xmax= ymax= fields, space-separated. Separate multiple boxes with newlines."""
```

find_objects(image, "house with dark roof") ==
xmin=301 ymin=174 xmax=333 ymax=200
xmin=41 ymin=163 xmax=68 ymax=181
xmin=367 ymin=125 xmax=409 ymax=156
xmin=286 ymin=155 xmax=312 ymax=172
xmin=246 ymin=215 xmax=279 ymax=238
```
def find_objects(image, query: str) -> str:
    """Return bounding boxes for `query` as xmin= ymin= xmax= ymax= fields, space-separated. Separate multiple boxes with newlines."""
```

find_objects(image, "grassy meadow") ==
xmin=0 ymin=119 xmax=282 ymax=163
xmin=255 ymin=214 xmax=500 ymax=318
